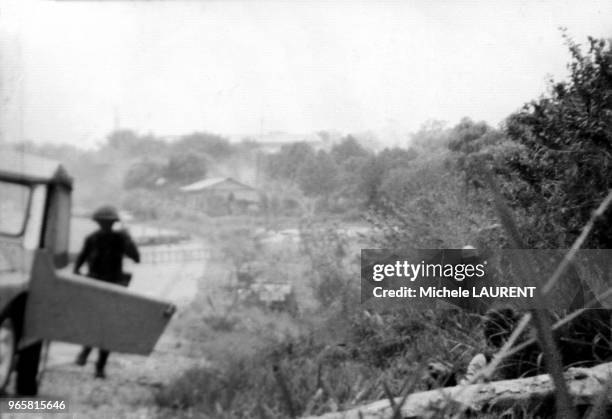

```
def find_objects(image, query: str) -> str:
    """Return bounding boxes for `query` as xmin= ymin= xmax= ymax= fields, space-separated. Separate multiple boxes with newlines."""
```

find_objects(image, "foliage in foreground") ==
xmin=453 ymin=34 xmax=612 ymax=249
xmin=154 ymin=222 xmax=485 ymax=418
xmin=155 ymin=309 xmax=483 ymax=419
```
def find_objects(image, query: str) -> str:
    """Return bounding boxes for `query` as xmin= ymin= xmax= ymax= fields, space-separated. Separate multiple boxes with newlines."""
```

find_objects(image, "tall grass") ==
xmin=154 ymin=187 xmax=612 ymax=419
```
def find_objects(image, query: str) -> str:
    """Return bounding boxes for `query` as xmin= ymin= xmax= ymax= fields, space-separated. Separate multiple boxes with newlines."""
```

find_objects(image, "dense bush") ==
xmin=448 ymin=35 xmax=612 ymax=249
xmin=501 ymin=35 xmax=612 ymax=248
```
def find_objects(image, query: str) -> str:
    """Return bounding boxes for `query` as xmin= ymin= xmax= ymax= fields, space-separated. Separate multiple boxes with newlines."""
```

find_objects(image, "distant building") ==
xmin=179 ymin=177 xmax=260 ymax=215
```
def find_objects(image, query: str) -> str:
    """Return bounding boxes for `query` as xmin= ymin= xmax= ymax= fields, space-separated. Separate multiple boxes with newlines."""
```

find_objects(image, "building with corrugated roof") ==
xmin=179 ymin=177 xmax=260 ymax=215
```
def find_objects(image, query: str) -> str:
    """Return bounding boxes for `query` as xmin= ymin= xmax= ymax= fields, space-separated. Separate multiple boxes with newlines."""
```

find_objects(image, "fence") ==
xmin=140 ymin=246 xmax=208 ymax=264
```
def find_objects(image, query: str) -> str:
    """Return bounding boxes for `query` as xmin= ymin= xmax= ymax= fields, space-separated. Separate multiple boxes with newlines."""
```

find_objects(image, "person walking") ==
xmin=73 ymin=205 xmax=140 ymax=378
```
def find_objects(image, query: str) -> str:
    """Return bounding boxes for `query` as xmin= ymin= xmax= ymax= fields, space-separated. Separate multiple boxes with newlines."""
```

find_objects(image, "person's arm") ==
xmin=73 ymin=236 xmax=92 ymax=275
xmin=121 ymin=231 xmax=141 ymax=263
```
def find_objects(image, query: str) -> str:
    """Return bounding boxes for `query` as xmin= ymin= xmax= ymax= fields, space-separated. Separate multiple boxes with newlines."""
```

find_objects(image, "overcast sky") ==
xmin=1 ymin=0 xmax=611 ymax=148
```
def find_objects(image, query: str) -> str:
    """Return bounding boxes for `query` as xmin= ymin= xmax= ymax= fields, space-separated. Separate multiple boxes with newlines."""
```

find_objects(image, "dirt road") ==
xmin=4 ymin=240 xmax=209 ymax=419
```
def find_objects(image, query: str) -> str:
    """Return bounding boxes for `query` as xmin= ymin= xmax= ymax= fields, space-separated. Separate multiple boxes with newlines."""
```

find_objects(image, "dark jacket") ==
xmin=74 ymin=229 xmax=140 ymax=284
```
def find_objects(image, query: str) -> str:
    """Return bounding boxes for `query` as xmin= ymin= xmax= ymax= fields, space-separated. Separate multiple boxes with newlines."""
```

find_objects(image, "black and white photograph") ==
xmin=1 ymin=1 xmax=612 ymax=418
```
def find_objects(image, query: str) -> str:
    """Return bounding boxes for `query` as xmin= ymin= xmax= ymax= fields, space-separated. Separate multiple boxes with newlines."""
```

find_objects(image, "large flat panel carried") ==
xmin=22 ymin=250 xmax=176 ymax=354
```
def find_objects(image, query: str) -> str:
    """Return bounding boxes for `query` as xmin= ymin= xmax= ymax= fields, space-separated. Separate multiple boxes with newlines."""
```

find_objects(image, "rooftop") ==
xmin=180 ymin=177 xmax=254 ymax=192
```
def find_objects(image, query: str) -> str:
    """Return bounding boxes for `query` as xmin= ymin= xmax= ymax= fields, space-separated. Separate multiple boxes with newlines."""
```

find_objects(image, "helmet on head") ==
xmin=92 ymin=205 xmax=120 ymax=222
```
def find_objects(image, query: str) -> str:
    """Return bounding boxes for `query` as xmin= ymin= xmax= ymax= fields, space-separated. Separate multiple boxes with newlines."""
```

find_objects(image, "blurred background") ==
xmin=1 ymin=0 xmax=612 ymax=418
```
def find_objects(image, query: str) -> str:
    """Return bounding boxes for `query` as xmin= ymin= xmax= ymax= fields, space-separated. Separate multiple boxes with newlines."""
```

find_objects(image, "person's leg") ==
xmin=95 ymin=350 xmax=110 ymax=378
xmin=75 ymin=346 xmax=92 ymax=366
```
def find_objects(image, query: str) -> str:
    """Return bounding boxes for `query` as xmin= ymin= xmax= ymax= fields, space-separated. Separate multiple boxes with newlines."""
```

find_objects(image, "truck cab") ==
xmin=0 ymin=150 xmax=175 ymax=395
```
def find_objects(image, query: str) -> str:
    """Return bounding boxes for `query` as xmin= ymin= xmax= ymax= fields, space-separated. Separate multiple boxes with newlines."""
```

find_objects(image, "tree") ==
xmin=264 ymin=142 xmax=316 ymax=182
xmin=449 ymin=35 xmax=612 ymax=248
xmin=330 ymin=135 xmax=371 ymax=164
xmin=499 ymin=35 xmax=612 ymax=248
xmin=444 ymin=118 xmax=507 ymax=189
xmin=410 ymin=119 xmax=450 ymax=151
xmin=347 ymin=147 xmax=419 ymax=206
xmin=358 ymin=155 xmax=387 ymax=205
xmin=124 ymin=160 xmax=166 ymax=189
xmin=164 ymin=152 xmax=208 ymax=185
xmin=376 ymin=147 xmax=418 ymax=170
xmin=104 ymin=130 xmax=169 ymax=157
xmin=173 ymin=132 xmax=234 ymax=158
xmin=297 ymin=150 xmax=339 ymax=198
xmin=370 ymin=154 xmax=499 ymax=248
xmin=447 ymin=118 xmax=499 ymax=154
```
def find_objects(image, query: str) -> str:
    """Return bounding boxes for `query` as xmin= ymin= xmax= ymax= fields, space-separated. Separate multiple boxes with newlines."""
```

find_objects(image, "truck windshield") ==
xmin=0 ymin=181 xmax=30 ymax=236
